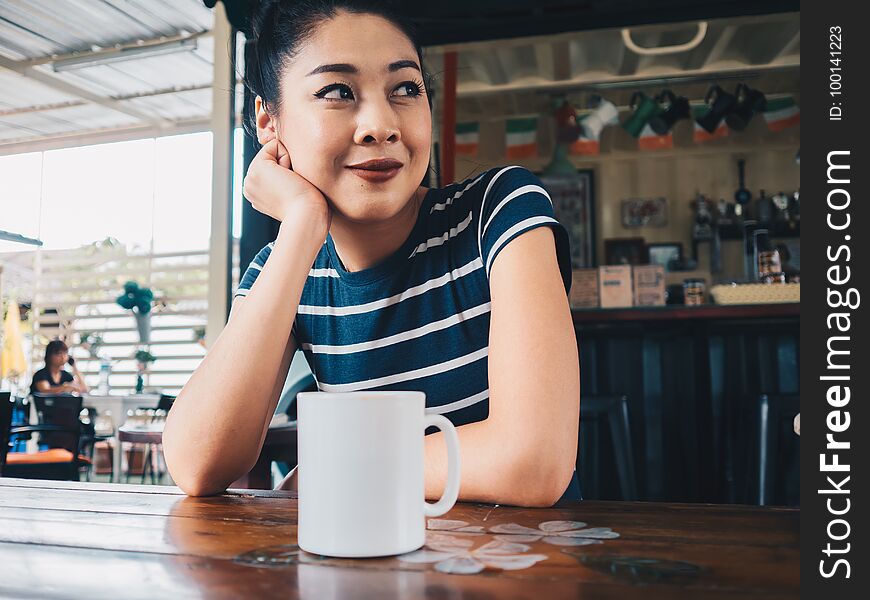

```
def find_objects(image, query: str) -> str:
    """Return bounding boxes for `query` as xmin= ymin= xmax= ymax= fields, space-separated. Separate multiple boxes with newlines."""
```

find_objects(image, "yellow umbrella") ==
xmin=1 ymin=298 xmax=27 ymax=378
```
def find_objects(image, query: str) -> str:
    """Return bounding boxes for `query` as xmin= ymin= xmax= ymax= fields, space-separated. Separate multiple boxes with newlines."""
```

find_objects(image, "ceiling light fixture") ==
xmin=51 ymin=38 xmax=198 ymax=72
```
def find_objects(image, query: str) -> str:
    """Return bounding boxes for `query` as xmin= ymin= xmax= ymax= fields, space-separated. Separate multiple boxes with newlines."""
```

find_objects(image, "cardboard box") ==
xmin=570 ymin=269 xmax=599 ymax=308
xmin=633 ymin=265 xmax=666 ymax=306
xmin=598 ymin=265 xmax=634 ymax=308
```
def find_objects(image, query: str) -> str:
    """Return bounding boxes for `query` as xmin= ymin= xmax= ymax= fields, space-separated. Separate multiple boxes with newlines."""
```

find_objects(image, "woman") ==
xmin=163 ymin=0 xmax=580 ymax=506
xmin=30 ymin=339 xmax=89 ymax=395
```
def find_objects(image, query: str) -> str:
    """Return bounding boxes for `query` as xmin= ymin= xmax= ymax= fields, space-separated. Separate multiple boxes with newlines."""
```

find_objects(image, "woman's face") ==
xmin=49 ymin=350 xmax=68 ymax=368
xmin=261 ymin=11 xmax=432 ymax=223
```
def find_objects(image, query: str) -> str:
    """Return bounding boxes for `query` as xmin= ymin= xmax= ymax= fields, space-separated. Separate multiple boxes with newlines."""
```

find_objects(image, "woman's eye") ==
xmin=315 ymin=84 xmax=354 ymax=101
xmin=393 ymin=81 xmax=422 ymax=98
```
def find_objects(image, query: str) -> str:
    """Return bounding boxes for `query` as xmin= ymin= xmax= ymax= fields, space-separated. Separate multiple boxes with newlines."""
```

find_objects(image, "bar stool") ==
xmin=757 ymin=394 xmax=800 ymax=506
xmin=579 ymin=395 xmax=638 ymax=501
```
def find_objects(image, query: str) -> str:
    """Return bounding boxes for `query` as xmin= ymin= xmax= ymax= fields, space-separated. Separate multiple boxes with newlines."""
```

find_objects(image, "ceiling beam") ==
xmin=771 ymin=30 xmax=800 ymax=62
xmin=453 ymin=61 xmax=799 ymax=98
xmin=0 ymin=54 xmax=171 ymax=128
xmin=19 ymin=30 xmax=212 ymax=69
xmin=0 ymin=117 xmax=224 ymax=156
xmin=685 ymin=24 xmax=737 ymax=70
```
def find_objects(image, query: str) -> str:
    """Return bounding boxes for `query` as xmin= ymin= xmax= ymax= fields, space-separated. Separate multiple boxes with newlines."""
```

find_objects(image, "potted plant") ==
xmin=79 ymin=331 xmax=104 ymax=359
xmin=134 ymin=349 xmax=157 ymax=394
xmin=193 ymin=326 xmax=206 ymax=349
xmin=116 ymin=281 xmax=153 ymax=344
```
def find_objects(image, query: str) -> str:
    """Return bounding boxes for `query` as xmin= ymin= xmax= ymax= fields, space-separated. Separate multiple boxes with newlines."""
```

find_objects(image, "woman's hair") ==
xmin=45 ymin=339 xmax=68 ymax=363
xmin=245 ymin=0 xmax=433 ymax=136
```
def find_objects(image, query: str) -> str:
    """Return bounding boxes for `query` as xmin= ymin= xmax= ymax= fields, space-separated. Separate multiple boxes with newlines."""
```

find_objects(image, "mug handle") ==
xmin=423 ymin=413 xmax=461 ymax=517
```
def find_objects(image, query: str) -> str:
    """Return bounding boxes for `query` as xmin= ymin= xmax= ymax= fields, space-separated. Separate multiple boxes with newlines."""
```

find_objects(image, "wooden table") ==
xmin=0 ymin=478 xmax=798 ymax=599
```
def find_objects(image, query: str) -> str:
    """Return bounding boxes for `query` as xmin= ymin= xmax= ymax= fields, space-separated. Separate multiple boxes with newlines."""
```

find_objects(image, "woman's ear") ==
xmin=255 ymin=96 xmax=278 ymax=144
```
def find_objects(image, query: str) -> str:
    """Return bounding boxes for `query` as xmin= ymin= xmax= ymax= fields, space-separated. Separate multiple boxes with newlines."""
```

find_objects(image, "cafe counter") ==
xmin=570 ymin=303 xmax=799 ymax=505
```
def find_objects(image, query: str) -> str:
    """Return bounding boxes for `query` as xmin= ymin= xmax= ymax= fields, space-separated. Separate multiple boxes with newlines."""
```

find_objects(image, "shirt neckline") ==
xmin=325 ymin=188 xmax=433 ymax=287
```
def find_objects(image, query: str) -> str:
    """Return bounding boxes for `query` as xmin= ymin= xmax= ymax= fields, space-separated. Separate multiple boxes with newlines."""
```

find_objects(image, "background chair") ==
xmin=757 ymin=394 xmax=800 ymax=506
xmin=578 ymin=395 xmax=638 ymax=501
xmin=3 ymin=393 xmax=90 ymax=481
xmin=271 ymin=375 xmax=316 ymax=483
xmin=1 ymin=392 xmax=12 ymax=475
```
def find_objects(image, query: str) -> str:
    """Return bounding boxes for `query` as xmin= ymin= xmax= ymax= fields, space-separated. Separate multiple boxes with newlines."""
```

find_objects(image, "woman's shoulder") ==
xmin=427 ymin=165 xmax=540 ymax=212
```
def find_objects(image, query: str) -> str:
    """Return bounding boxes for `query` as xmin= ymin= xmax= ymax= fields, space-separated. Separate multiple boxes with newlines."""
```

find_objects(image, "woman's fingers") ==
xmin=276 ymin=140 xmax=292 ymax=170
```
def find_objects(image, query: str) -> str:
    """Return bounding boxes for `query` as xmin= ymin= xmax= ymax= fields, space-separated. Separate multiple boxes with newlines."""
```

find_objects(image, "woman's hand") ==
xmin=243 ymin=139 xmax=332 ymax=238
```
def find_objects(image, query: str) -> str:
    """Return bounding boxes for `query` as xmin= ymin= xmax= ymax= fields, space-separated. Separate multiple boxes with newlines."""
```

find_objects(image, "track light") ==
xmin=51 ymin=38 xmax=198 ymax=72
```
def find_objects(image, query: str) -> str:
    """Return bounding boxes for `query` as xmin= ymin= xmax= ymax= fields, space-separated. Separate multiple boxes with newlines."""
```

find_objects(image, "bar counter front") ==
xmin=570 ymin=303 xmax=799 ymax=505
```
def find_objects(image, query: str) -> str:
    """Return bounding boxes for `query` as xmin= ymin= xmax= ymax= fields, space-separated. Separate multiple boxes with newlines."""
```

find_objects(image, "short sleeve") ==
xmin=30 ymin=369 xmax=49 ymax=393
xmin=234 ymin=242 xmax=274 ymax=299
xmin=477 ymin=166 xmax=572 ymax=294
xmin=61 ymin=370 xmax=74 ymax=384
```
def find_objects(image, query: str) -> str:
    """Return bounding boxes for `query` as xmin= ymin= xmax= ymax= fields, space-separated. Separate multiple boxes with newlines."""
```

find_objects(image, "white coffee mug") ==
xmin=297 ymin=391 xmax=461 ymax=558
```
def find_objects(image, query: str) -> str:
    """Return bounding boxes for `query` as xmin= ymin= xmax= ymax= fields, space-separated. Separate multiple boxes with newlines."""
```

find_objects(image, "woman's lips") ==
xmin=346 ymin=165 xmax=402 ymax=183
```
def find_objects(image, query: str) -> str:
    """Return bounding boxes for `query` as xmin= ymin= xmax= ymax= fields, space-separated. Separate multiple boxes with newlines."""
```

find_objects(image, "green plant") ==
xmin=116 ymin=281 xmax=153 ymax=315
xmin=134 ymin=349 xmax=157 ymax=365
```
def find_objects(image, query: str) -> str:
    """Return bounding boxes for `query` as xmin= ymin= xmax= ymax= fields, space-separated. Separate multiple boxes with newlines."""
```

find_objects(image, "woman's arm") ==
xmin=424 ymin=227 xmax=580 ymax=507
xmin=70 ymin=365 xmax=89 ymax=394
xmin=33 ymin=380 xmax=78 ymax=394
xmin=163 ymin=216 xmax=325 ymax=496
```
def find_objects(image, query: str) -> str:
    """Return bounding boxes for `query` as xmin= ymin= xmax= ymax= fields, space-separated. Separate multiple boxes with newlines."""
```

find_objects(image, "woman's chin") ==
xmin=330 ymin=188 xmax=418 ymax=224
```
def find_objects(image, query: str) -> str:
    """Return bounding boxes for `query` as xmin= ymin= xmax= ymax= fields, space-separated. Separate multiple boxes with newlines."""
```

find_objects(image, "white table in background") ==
xmin=82 ymin=393 xmax=162 ymax=482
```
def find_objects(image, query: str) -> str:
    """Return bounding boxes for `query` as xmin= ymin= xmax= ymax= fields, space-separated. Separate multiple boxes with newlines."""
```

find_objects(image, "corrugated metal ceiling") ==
xmin=0 ymin=2 xmax=798 ymax=154
xmin=0 ymin=0 xmax=222 ymax=153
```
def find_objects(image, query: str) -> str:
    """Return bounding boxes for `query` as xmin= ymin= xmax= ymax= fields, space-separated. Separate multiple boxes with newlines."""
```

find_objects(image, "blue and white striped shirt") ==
xmin=236 ymin=166 xmax=579 ymax=499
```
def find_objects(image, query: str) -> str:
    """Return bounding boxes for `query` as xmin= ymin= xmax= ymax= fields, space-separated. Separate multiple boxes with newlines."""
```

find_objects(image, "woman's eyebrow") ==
xmin=306 ymin=60 xmax=421 ymax=76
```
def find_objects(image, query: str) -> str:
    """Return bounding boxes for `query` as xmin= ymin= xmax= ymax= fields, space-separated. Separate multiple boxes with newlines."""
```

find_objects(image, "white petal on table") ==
xmin=542 ymin=536 xmax=604 ymax=546
xmin=434 ymin=556 xmax=485 ymax=575
xmin=559 ymin=527 xmax=620 ymax=539
xmin=493 ymin=534 xmax=543 ymax=543
xmin=479 ymin=554 xmax=549 ymax=571
xmin=426 ymin=532 xmax=475 ymax=552
xmin=453 ymin=525 xmax=485 ymax=533
xmin=398 ymin=549 xmax=458 ymax=564
xmin=474 ymin=540 xmax=531 ymax=555
xmin=427 ymin=519 xmax=469 ymax=531
xmin=489 ymin=523 xmax=542 ymax=535
xmin=539 ymin=520 xmax=588 ymax=532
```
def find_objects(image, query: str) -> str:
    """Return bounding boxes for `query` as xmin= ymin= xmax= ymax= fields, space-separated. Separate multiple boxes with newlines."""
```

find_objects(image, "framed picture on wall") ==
xmin=604 ymin=237 xmax=646 ymax=266
xmin=538 ymin=170 xmax=596 ymax=268
xmin=647 ymin=242 xmax=683 ymax=271
xmin=621 ymin=197 xmax=668 ymax=228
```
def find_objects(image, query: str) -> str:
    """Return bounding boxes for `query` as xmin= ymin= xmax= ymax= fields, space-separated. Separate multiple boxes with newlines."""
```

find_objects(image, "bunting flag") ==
xmin=763 ymin=96 xmax=801 ymax=131
xmin=693 ymin=105 xmax=728 ymax=143
xmin=455 ymin=122 xmax=479 ymax=155
xmin=569 ymin=113 xmax=600 ymax=155
xmin=638 ymin=123 xmax=674 ymax=150
xmin=505 ymin=117 xmax=538 ymax=159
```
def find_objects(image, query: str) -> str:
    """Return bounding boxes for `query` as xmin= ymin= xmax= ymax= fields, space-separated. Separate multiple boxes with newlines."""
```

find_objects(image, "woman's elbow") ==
xmin=173 ymin=474 xmax=226 ymax=497
xmin=164 ymin=453 xmax=228 ymax=497
xmin=502 ymin=445 xmax=576 ymax=507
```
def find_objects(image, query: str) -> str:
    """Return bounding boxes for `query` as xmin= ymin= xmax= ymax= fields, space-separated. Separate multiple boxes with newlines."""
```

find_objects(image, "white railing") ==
xmin=23 ymin=242 xmax=241 ymax=394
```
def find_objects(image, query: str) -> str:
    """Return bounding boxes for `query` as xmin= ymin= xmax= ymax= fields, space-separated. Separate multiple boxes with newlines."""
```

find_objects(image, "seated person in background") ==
xmin=30 ymin=340 xmax=89 ymax=396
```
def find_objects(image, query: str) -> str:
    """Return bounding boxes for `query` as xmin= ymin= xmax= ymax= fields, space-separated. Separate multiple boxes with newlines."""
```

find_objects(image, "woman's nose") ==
xmin=353 ymin=103 xmax=400 ymax=145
